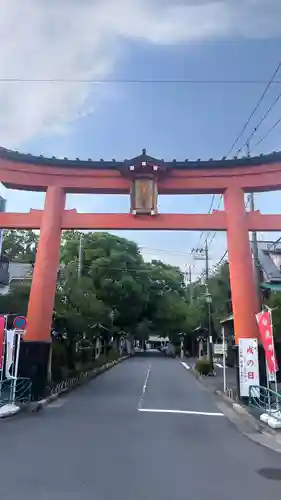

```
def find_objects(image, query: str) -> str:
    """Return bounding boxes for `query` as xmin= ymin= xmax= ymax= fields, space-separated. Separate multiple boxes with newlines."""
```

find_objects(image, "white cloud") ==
xmin=0 ymin=0 xmax=280 ymax=147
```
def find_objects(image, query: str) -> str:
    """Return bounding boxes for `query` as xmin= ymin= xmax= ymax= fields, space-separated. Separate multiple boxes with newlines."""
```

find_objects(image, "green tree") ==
xmin=186 ymin=261 xmax=232 ymax=336
xmin=266 ymin=293 xmax=281 ymax=341
xmin=54 ymin=268 xmax=109 ymax=368
xmin=207 ymin=262 xmax=231 ymax=331
xmin=141 ymin=260 xmax=188 ymax=339
xmin=3 ymin=230 xmax=38 ymax=262
xmin=61 ymin=232 xmax=149 ymax=332
xmin=134 ymin=319 xmax=152 ymax=345
xmin=59 ymin=232 xmax=194 ymax=345
xmin=0 ymin=285 xmax=30 ymax=316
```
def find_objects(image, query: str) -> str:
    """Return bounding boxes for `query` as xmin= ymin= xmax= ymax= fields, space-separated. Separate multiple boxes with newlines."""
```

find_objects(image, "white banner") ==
xmin=239 ymin=338 xmax=260 ymax=397
xmin=5 ymin=330 xmax=16 ymax=379
xmin=0 ymin=229 xmax=4 ymax=256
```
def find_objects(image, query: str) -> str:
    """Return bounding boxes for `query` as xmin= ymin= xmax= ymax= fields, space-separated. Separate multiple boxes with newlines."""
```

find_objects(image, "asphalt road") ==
xmin=1 ymin=355 xmax=281 ymax=499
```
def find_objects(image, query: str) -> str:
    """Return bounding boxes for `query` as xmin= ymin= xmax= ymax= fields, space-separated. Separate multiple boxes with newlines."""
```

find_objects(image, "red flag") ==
xmin=256 ymin=310 xmax=278 ymax=374
xmin=0 ymin=316 xmax=5 ymax=370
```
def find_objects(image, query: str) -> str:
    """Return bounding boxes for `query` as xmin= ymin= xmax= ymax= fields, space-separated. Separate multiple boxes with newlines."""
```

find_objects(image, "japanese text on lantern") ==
xmin=239 ymin=338 xmax=260 ymax=397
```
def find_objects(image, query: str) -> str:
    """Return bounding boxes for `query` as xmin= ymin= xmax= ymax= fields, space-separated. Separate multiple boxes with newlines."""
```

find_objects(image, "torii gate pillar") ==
xmin=224 ymin=187 xmax=259 ymax=343
xmin=20 ymin=186 xmax=65 ymax=398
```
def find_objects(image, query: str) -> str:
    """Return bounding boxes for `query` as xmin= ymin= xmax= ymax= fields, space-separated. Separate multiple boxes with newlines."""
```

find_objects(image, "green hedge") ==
xmin=51 ymin=346 xmax=122 ymax=383
xmin=195 ymin=358 xmax=212 ymax=376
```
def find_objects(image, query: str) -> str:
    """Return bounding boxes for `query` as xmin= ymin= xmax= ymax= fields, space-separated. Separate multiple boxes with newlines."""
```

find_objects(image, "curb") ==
xmin=186 ymin=364 xmax=280 ymax=438
xmin=215 ymin=390 xmax=263 ymax=433
xmin=28 ymin=355 xmax=130 ymax=413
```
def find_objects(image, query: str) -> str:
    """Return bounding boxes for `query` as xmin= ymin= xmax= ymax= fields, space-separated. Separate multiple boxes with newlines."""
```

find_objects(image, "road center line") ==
xmin=181 ymin=361 xmax=191 ymax=371
xmin=138 ymin=408 xmax=224 ymax=417
xmin=138 ymin=363 xmax=151 ymax=409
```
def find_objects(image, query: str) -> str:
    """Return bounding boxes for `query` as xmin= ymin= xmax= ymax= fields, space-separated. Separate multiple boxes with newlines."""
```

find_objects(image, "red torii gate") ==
xmin=0 ymin=147 xmax=281 ymax=394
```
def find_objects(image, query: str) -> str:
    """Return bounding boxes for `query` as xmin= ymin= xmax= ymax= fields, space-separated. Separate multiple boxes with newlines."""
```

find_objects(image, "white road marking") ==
xmin=215 ymin=363 xmax=224 ymax=369
xmin=138 ymin=363 xmax=151 ymax=409
xmin=138 ymin=408 xmax=224 ymax=417
xmin=181 ymin=361 xmax=191 ymax=371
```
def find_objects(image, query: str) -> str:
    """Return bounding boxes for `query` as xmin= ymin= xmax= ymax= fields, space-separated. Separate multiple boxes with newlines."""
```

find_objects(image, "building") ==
xmin=0 ymin=262 xmax=33 ymax=295
xmin=252 ymin=240 xmax=281 ymax=292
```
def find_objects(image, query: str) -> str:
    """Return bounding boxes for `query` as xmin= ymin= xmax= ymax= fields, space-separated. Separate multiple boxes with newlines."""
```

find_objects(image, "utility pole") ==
xmin=184 ymin=265 xmax=193 ymax=305
xmin=77 ymin=233 xmax=84 ymax=282
xmin=205 ymin=239 xmax=209 ymax=281
xmin=247 ymin=141 xmax=262 ymax=310
xmin=188 ymin=265 xmax=193 ymax=305
xmin=204 ymin=239 xmax=213 ymax=371
xmin=192 ymin=240 xmax=213 ymax=370
xmin=0 ymin=197 xmax=6 ymax=258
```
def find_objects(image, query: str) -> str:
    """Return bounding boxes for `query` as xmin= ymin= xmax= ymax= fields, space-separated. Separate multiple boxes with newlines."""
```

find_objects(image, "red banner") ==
xmin=0 ymin=316 xmax=5 ymax=369
xmin=256 ymin=310 xmax=278 ymax=374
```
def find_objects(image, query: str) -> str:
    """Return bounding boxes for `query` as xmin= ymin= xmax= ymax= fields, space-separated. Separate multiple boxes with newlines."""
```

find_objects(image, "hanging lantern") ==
xmin=131 ymin=175 xmax=158 ymax=215
xmin=121 ymin=150 xmax=166 ymax=216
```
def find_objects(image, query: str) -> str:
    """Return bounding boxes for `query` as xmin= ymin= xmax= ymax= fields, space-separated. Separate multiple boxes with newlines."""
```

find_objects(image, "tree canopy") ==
xmin=59 ymin=232 xmax=189 ymax=338
xmin=0 ymin=229 xmax=232 ymax=345
xmin=2 ymin=230 xmax=38 ymax=262
xmin=6 ymin=228 xmax=281 ymax=349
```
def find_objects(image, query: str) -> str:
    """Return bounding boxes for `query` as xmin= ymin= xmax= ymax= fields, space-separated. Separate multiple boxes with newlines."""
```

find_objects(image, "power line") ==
xmin=208 ymin=231 xmax=218 ymax=247
xmin=226 ymin=62 xmax=281 ymax=157
xmin=213 ymin=250 xmax=228 ymax=270
xmin=266 ymin=235 xmax=281 ymax=251
xmin=140 ymin=246 xmax=196 ymax=257
xmin=194 ymin=192 xmax=223 ymax=254
xmin=0 ymin=78 xmax=281 ymax=84
xmin=237 ymin=90 xmax=281 ymax=155
xmin=192 ymin=193 xmax=219 ymax=248
xmin=254 ymin=117 xmax=281 ymax=147
xmin=205 ymin=195 xmax=224 ymax=247
xmin=200 ymin=62 xmax=281 ymax=255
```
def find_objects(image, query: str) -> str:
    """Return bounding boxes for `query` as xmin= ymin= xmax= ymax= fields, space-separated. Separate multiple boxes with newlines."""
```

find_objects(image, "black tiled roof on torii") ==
xmin=0 ymin=146 xmax=281 ymax=170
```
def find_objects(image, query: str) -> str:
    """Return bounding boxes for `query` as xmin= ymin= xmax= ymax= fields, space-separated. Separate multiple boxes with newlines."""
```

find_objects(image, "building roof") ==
xmin=8 ymin=262 xmax=33 ymax=282
xmin=260 ymin=282 xmax=281 ymax=291
xmin=220 ymin=315 xmax=234 ymax=324
xmin=252 ymin=241 xmax=281 ymax=282
xmin=0 ymin=262 xmax=33 ymax=295
xmin=1 ymin=147 xmax=281 ymax=171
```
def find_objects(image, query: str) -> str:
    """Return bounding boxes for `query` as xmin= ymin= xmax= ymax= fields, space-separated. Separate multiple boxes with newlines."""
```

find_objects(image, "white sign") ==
xmin=213 ymin=343 xmax=227 ymax=355
xmin=239 ymin=338 xmax=260 ymax=397
xmin=5 ymin=330 xmax=16 ymax=379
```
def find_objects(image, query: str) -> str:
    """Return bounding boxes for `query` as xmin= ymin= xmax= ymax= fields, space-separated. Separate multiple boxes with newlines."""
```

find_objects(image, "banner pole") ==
xmin=222 ymin=326 xmax=226 ymax=393
xmin=0 ymin=315 xmax=7 ymax=399
xmin=265 ymin=360 xmax=271 ymax=414
xmin=268 ymin=307 xmax=278 ymax=411
xmin=11 ymin=331 xmax=21 ymax=405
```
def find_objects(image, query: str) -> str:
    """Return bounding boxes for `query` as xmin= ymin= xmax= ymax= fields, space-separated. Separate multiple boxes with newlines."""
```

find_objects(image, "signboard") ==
xmin=239 ymin=338 xmax=260 ymax=397
xmin=5 ymin=329 xmax=16 ymax=379
xmin=213 ymin=343 xmax=227 ymax=356
xmin=13 ymin=316 xmax=27 ymax=330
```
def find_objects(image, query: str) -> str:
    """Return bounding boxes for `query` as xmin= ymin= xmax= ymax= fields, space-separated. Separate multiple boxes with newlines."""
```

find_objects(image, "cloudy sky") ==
xmin=1 ymin=0 xmax=281 ymax=275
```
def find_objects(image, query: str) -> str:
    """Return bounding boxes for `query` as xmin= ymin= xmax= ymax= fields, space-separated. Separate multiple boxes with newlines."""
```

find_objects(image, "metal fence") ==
xmin=0 ymin=377 xmax=32 ymax=404
xmin=50 ymin=371 xmax=90 ymax=396
xmin=249 ymin=385 xmax=281 ymax=421
xmin=49 ymin=360 xmax=118 ymax=396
